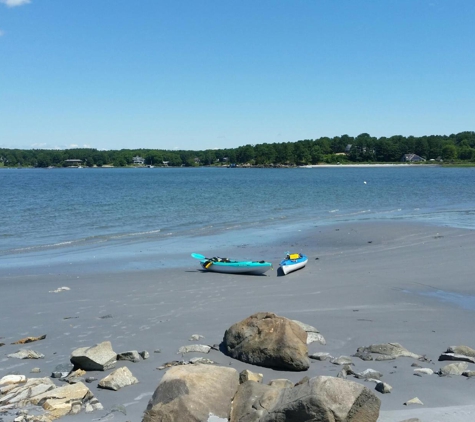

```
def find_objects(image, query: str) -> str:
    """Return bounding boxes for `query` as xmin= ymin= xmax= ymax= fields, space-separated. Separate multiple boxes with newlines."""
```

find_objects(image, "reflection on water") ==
xmin=405 ymin=289 xmax=475 ymax=311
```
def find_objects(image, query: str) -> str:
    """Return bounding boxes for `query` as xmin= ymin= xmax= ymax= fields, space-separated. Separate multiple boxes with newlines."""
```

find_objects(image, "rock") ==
xmin=1 ymin=378 xmax=56 ymax=409
xmin=404 ymin=397 xmax=423 ymax=406
xmin=438 ymin=362 xmax=468 ymax=376
xmin=374 ymin=355 xmax=396 ymax=361
xmin=189 ymin=357 xmax=216 ymax=365
xmin=222 ymin=312 xmax=310 ymax=371
xmin=231 ymin=375 xmax=381 ymax=422
xmin=353 ymin=350 xmax=374 ymax=361
xmin=0 ymin=375 xmax=27 ymax=387
xmin=11 ymin=335 xmax=47 ymax=345
xmin=177 ymin=344 xmax=211 ymax=354
xmin=189 ymin=334 xmax=205 ymax=341
xmin=62 ymin=368 xmax=86 ymax=384
xmin=375 ymin=381 xmax=392 ymax=394
xmin=239 ymin=370 xmax=263 ymax=384
xmin=143 ymin=364 xmax=239 ymax=422
xmin=355 ymin=369 xmax=383 ymax=380
xmin=230 ymin=381 xmax=282 ymax=422
xmin=309 ymin=352 xmax=331 ymax=361
xmin=85 ymin=377 xmax=97 ymax=383
xmin=357 ymin=343 xmax=421 ymax=359
xmin=30 ymin=368 xmax=41 ymax=374
xmin=157 ymin=361 xmax=185 ymax=370
xmin=268 ymin=379 xmax=293 ymax=389
xmin=462 ymin=370 xmax=475 ymax=377
xmin=140 ymin=350 xmax=150 ymax=359
xmin=414 ymin=368 xmax=433 ymax=375
xmin=330 ymin=356 xmax=354 ymax=366
xmin=70 ymin=341 xmax=117 ymax=371
xmin=7 ymin=349 xmax=44 ymax=359
xmin=292 ymin=320 xmax=326 ymax=345
xmin=447 ymin=345 xmax=475 ymax=357
xmin=438 ymin=352 xmax=475 ymax=364
xmin=117 ymin=350 xmax=141 ymax=363
xmin=98 ymin=366 xmax=138 ymax=391
xmin=29 ymin=381 xmax=102 ymax=419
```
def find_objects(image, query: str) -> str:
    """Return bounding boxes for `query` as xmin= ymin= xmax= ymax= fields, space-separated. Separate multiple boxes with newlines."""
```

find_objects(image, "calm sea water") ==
xmin=1 ymin=166 xmax=474 ymax=272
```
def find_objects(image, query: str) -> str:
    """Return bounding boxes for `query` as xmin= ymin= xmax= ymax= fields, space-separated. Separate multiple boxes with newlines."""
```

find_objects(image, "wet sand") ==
xmin=1 ymin=221 xmax=475 ymax=421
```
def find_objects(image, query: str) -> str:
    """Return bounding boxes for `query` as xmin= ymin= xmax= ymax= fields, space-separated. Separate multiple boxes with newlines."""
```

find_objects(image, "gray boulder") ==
xmin=447 ymin=345 xmax=475 ymax=357
xmin=356 ymin=343 xmax=421 ymax=359
xmin=222 ymin=312 xmax=310 ymax=371
xmin=117 ymin=350 xmax=141 ymax=363
xmin=231 ymin=375 xmax=380 ymax=422
xmin=70 ymin=341 xmax=117 ymax=371
xmin=98 ymin=366 xmax=138 ymax=391
xmin=292 ymin=320 xmax=326 ymax=345
xmin=143 ymin=364 xmax=239 ymax=422
xmin=438 ymin=362 xmax=468 ymax=376
xmin=7 ymin=349 xmax=44 ymax=359
xmin=438 ymin=352 xmax=475 ymax=364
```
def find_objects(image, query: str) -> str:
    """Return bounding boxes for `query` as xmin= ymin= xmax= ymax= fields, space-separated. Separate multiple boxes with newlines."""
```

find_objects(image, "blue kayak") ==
xmin=280 ymin=253 xmax=308 ymax=275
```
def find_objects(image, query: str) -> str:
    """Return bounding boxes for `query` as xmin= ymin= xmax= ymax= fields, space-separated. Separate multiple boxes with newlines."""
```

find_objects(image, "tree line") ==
xmin=1 ymin=131 xmax=474 ymax=168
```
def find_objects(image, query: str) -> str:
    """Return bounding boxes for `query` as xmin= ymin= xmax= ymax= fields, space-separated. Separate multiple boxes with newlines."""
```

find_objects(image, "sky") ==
xmin=0 ymin=0 xmax=474 ymax=151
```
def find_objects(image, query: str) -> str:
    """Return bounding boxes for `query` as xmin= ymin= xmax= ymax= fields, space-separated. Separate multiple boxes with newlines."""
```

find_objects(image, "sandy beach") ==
xmin=2 ymin=221 xmax=475 ymax=421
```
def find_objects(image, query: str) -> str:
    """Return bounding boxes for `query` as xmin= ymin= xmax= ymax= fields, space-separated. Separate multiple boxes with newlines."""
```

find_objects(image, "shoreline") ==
xmin=1 ymin=221 xmax=475 ymax=421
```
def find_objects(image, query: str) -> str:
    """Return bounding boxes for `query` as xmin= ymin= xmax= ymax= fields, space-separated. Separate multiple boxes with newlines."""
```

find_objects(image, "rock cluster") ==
xmin=4 ymin=311 xmax=475 ymax=422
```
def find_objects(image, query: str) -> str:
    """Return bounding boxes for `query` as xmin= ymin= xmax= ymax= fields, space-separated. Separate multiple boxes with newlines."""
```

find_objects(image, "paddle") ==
xmin=191 ymin=253 xmax=206 ymax=260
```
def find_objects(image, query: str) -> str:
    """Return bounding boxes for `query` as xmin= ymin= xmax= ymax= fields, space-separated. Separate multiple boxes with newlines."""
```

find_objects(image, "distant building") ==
xmin=401 ymin=154 xmax=426 ymax=162
xmin=345 ymin=144 xmax=352 ymax=153
xmin=64 ymin=159 xmax=82 ymax=166
xmin=133 ymin=156 xmax=145 ymax=165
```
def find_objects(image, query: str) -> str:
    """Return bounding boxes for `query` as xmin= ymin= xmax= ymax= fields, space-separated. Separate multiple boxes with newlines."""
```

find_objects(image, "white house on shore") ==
xmin=133 ymin=156 xmax=145 ymax=165
xmin=401 ymin=154 xmax=425 ymax=162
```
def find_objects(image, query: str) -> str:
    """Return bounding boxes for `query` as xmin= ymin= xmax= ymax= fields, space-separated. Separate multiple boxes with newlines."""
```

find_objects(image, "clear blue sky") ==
xmin=1 ymin=0 xmax=474 ymax=151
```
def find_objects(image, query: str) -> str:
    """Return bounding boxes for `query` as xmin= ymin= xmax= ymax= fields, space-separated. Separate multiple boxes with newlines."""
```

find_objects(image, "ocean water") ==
xmin=1 ymin=166 xmax=474 ymax=272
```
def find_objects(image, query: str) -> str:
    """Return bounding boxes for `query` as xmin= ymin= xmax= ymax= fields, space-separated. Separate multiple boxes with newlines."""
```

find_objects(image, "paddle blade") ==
xmin=191 ymin=253 xmax=206 ymax=260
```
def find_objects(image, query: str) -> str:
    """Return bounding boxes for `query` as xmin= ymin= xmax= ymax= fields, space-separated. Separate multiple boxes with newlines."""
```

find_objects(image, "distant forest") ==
xmin=1 ymin=131 xmax=475 ymax=168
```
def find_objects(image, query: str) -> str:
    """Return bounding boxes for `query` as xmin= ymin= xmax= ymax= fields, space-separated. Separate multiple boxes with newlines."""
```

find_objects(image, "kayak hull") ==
xmin=280 ymin=254 xmax=308 ymax=275
xmin=199 ymin=260 xmax=272 ymax=275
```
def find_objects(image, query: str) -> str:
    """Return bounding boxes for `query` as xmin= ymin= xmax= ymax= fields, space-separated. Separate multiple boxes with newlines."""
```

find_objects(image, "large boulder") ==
xmin=143 ymin=364 xmax=239 ymax=422
xmin=70 ymin=341 xmax=117 ymax=371
xmin=222 ymin=312 xmax=310 ymax=371
xmin=231 ymin=376 xmax=380 ymax=422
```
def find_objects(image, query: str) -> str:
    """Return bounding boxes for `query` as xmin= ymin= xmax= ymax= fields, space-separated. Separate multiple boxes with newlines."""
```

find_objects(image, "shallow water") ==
xmin=1 ymin=166 xmax=474 ymax=272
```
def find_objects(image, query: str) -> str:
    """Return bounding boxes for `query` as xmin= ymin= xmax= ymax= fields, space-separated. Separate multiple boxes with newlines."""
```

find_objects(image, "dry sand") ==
xmin=1 ymin=221 xmax=475 ymax=421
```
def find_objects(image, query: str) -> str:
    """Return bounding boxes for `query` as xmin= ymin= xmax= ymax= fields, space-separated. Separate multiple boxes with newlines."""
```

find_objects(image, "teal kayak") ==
xmin=191 ymin=253 xmax=272 ymax=275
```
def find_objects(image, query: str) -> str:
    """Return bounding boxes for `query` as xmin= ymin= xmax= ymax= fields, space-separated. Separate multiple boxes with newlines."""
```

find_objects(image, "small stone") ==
xmin=309 ymin=352 xmax=331 ymax=361
xmin=117 ymin=350 xmax=141 ymax=363
xmin=139 ymin=350 xmax=150 ymax=359
xmin=330 ymin=356 xmax=353 ymax=365
xmin=375 ymin=382 xmax=392 ymax=394
xmin=154 ymin=349 xmax=161 ymax=353
xmin=189 ymin=334 xmax=205 ymax=341
xmin=404 ymin=397 xmax=423 ymax=406
xmin=239 ymin=369 xmax=263 ymax=384
xmin=414 ymin=368 xmax=433 ymax=375
xmin=85 ymin=377 xmax=97 ymax=383
xmin=177 ymin=344 xmax=211 ymax=354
